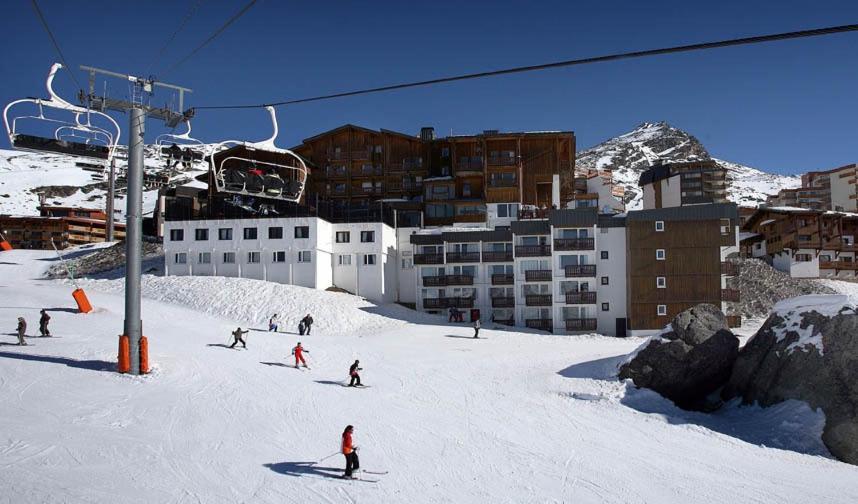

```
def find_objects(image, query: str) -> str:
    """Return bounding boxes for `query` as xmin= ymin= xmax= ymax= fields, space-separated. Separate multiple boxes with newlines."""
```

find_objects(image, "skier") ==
xmin=15 ymin=317 xmax=27 ymax=346
xmin=301 ymin=314 xmax=314 ymax=335
xmin=39 ymin=309 xmax=51 ymax=337
xmin=292 ymin=342 xmax=309 ymax=368
xmin=229 ymin=327 xmax=248 ymax=349
xmin=268 ymin=314 xmax=279 ymax=332
xmin=348 ymin=360 xmax=363 ymax=387
xmin=473 ymin=317 xmax=481 ymax=339
xmin=448 ymin=307 xmax=455 ymax=323
xmin=298 ymin=319 xmax=305 ymax=336
xmin=341 ymin=425 xmax=359 ymax=479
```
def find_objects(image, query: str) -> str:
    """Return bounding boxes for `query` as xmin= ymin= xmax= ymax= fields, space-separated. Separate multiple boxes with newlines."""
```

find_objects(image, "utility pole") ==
xmin=80 ymin=65 xmax=192 ymax=376
xmin=106 ymin=158 xmax=115 ymax=242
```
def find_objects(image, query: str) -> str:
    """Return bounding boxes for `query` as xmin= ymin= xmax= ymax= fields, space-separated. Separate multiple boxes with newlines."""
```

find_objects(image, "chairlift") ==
xmin=210 ymin=106 xmax=308 ymax=203
xmin=2 ymin=63 xmax=120 ymax=165
xmin=155 ymin=120 xmax=207 ymax=170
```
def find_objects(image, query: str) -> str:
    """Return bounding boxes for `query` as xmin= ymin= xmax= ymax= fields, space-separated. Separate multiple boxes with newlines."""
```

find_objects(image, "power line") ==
xmin=195 ymin=23 xmax=858 ymax=111
xmin=161 ymin=0 xmax=258 ymax=79
xmin=29 ymin=0 xmax=83 ymax=91
xmin=145 ymin=0 xmax=207 ymax=77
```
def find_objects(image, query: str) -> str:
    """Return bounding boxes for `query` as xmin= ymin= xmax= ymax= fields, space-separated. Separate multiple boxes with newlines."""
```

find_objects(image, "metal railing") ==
xmin=491 ymin=273 xmax=514 ymax=285
xmin=482 ymin=251 xmax=513 ymax=262
xmin=414 ymin=253 xmax=444 ymax=265
xmin=515 ymin=245 xmax=551 ymax=257
xmin=553 ymin=238 xmax=595 ymax=251
xmin=525 ymin=294 xmax=552 ymax=306
xmin=524 ymin=270 xmax=552 ymax=282
xmin=525 ymin=318 xmax=553 ymax=331
xmin=564 ymin=265 xmax=596 ymax=277
xmin=446 ymin=252 xmax=481 ymax=263
xmin=565 ymin=318 xmax=597 ymax=331
xmin=491 ymin=296 xmax=515 ymax=308
xmin=565 ymin=291 xmax=597 ymax=304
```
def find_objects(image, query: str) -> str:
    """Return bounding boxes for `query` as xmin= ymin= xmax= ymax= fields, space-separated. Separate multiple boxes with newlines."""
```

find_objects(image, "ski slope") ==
xmin=1 ymin=249 xmax=857 ymax=503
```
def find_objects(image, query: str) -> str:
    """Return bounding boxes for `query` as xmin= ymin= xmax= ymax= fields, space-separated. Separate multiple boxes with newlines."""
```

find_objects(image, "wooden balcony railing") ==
xmin=525 ymin=318 xmax=553 ymax=331
xmin=721 ymin=289 xmax=741 ymax=302
xmin=446 ymin=252 xmax=481 ymax=263
xmin=414 ymin=253 xmax=444 ymax=265
xmin=518 ymin=208 xmax=550 ymax=220
xmin=515 ymin=245 xmax=551 ymax=257
xmin=565 ymin=291 xmax=597 ymax=304
xmin=565 ymin=265 xmax=597 ymax=277
xmin=488 ymin=156 xmax=517 ymax=166
xmin=488 ymin=179 xmax=518 ymax=188
xmin=482 ymin=251 xmax=513 ymax=262
xmin=525 ymin=270 xmax=552 ymax=282
xmin=554 ymin=238 xmax=595 ymax=251
xmin=458 ymin=159 xmax=484 ymax=171
xmin=491 ymin=273 xmax=514 ymax=285
xmin=525 ymin=294 xmax=552 ymax=306
xmin=493 ymin=317 xmax=515 ymax=326
xmin=720 ymin=261 xmax=740 ymax=276
xmin=565 ymin=318 xmax=597 ymax=331
xmin=491 ymin=296 xmax=515 ymax=308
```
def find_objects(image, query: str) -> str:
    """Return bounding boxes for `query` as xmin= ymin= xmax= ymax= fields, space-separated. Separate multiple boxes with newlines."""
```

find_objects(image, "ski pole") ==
xmin=317 ymin=451 xmax=340 ymax=463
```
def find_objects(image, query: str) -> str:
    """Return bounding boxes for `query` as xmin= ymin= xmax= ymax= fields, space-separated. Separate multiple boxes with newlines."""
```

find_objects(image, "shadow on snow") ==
xmin=264 ymin=461 xmax=344 ymax=479
xmin=0 ymin=351 xmax=114 ymax=372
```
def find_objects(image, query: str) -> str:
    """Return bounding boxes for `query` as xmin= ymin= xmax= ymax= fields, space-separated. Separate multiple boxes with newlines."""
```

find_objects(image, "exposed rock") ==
xmin=46 ymin=241 xmax=163 ymax=279
xmin=723 ymin=295 xmax=858 ymax=464
xmin=727 ymin=258 xmax=836 ymax=319
xmin=619 ymin=304 xmax=739 ymax=410
xmin=30 ymin=185 xmax=80 ymax=198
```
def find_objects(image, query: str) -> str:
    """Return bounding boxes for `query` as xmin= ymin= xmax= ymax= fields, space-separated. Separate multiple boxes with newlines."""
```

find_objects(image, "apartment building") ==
xmin=0 ymin=206 xmax=126 ymax=250
xmin=639 ymin=160 xmax=728 ymax=210
xmin=766 ymin=163 xmax=858 ymax=212
xmin=742 ymin=206 xmax=858 ymax=279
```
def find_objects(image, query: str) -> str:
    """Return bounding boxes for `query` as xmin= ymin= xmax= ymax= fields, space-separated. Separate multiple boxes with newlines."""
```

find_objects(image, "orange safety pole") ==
xmin=139 ymin=336 xmax=149 ymax=374
xmin=117 ymin=335 xmax=130 ymax=373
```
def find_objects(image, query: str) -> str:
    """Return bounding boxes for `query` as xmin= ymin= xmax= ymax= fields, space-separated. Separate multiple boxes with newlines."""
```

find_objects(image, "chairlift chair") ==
xmin=2 ymin=63 xmax=120 ymax=165
xmin=155 ymin=120 xmax=207 ymax=169
xmin=210 ymin=106 xmax=308 ymax=203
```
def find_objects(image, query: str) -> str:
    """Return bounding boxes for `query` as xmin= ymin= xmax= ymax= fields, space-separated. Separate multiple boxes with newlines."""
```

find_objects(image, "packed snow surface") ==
xmin=2 ymin=249 xmax=858 ymax=503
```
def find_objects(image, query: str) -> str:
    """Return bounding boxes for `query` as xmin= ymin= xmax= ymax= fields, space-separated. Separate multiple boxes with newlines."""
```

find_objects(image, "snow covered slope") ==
xmin=576 ymin=122 xmax=801 ymax=210
xmin=2 ymin=249 xmax=858 ymax=503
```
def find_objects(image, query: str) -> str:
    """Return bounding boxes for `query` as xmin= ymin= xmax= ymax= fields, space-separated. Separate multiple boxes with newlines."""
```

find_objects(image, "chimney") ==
xmin=420 ymin=127 xmax=435 ymax=141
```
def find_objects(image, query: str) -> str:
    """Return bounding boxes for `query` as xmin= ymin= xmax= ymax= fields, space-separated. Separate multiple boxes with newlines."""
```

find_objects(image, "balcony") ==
xmin=491 ymin=273 xmax=514 ymax=285
xmin=553 ymin=238 xmax=595 ymax=251
xmin=355 ymin=186 xmax=383 ymax=195
xmin=525 ymin=318 xmax=553 ymax=331
xmin=525 ymin=294 xmax=552 ymax=306
xmin=414 ymin=253 xmax=444 ymax=265
xmin=482 ymin=251 xmax=513 ymax=262
xmin=720 ymin=262 xmax=740 ymax=276
xmin=423 ymin=275 xmax=474 ymax=286
xmin=564 ymin=265 xmax=597 ymax=277
xmin=565 ymin=291 xmax=597 ymax=304
xmin=524 ymin=269 xmax=552 ymax=282
xmin=518 ymin=208 xmax=550 ymax=220
xmin=325 ymin=167 xmax=348 ymax=177
xmin=726 ymin=315 xmax=742 ymax=328
xmin=422 ymin=276 xmax=447 ymax=287
xmin=488 ymin=156 xmax=517 ymax=166
xmin=565 ymin=318 xmax=597 ymax=331
xmin=491 ymin=296 xmax=515 ymax=308
xmin=457 ymin=158 xmax=484 ymax=171
xmin=354 ymin=166 xmax=384 ymax=177
xmin=515 ymin=245 xmax=551 ymax=257
xmin=721 ymin=289 xmax=741 ymax=302
xmin=422 ymin=297 xmax=475 ymax=309
xmin=488 ymin=178 xmax=518 ymax=188
xmin=351 ymin=150 xmax=370 ymax=160
xmin=446 ymin=251 xmax=481 ymax=263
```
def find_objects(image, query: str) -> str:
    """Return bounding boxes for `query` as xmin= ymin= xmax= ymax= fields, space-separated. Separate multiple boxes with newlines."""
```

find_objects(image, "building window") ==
xmin=363 ymin=254 xmax=377 ymax=265
xmin=295 ymin=226 xmax=310 ymax=239
xmin=336 ymin=231 xmax=350 ymax=243
xmin=198 ymin=252 xmax=211 ymax=264
xmin=169 ymin=229 xmax=184 ymax=241
xmin=720 ymin=219 xmax=731 ymax=235
xmin=223 ymin=252 xmax=235 ymax=264
xmin=247 ymin=251 xmax=260 ymax=264
xmin=656 ymin=276 xmax=666 ymax=288
xmin=602 ymin=302 xmax=610 ymax=312
xmin=273 ymin=251 xmax=286 ymax=263
xmin=361 ymin=231 xmax=375 ymax=243
xmin=298 ymin=251 xmax=311 ymax=263
xmin=174 ymin=252 xmax=187 ymax=264
xmin=657 ymin=305 xmax=667 ymax=316
xmin=243 ymin=227 xmax=257 ymax=240
xmin=195 ymin=229 xmax=208 ymax=241
xmin=656 ymin=249 xmax=666 ymax=260
xmin=268 ymin=226 xmax=283 ymax=239
xmin=794 ymin=253 xmax=813 ymax=262
xmin=600 ymin=276 xmax=609 ymax=285
xmin=600 ymin=251 xmax=609 ymax=260
xmin=402 ymin=258 xmax=413 ymax=269
xmin=338 ymin=254 xmax=352 ymax=266
xmin=218 ymin=228 xmax=232 ymax=240
xmin=655 ymin=221 xmax=665 ymax=232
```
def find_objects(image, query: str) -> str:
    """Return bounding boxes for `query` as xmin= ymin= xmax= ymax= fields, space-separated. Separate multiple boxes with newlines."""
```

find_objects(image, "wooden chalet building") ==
xmin=0 ymin=206 xmax=125 ymax=250
xmin=766 ymin=163 xmax=858 ymax=212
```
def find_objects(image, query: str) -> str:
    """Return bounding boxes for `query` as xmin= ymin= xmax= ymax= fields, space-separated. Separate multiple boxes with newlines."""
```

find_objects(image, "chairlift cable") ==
xmin=193 ymin=23 xmax=858 ymax=111
xmin=145 ymin=0 xmax=207 ymax=77
xmin=161 ymin=0 xmax=258 ymax=79
xmin=29 ymin=0 xmax=84 ymax=91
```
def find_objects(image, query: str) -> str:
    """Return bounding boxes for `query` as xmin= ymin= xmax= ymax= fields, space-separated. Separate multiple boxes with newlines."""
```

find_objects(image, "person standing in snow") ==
xmin=269 ymin=314 xmax=279 ymax=332
xmin=15 ymin=317 xmax=27 ymax=346
xmin=473 ymin=317 xmax=480 ymax=338
xmin=348 ymin=360 xmax=363 ymax=387
xmin=301 ymin=314 xmax=314 ymax=335
xmin=292 ymin=342 xmax=309 ymax=368
xmin=229 ymin=327 xmax=248 ymax=349
xmin=448 ymin=307 xmax=455 ymax=323
xmin=39 ymin=309 xmax=51 ymax=337
xmin=342 ymin=425 xmax=359 ymax=479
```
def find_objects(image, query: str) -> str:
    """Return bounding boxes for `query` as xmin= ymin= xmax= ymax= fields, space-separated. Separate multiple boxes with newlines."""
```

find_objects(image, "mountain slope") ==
xmin=577 ymin=122 xmax=801 ymax=209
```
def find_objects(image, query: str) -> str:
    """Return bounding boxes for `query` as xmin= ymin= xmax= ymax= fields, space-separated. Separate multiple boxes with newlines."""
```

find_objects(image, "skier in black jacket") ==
xmin=348 ymin=360 xmax=362 ymax=387
xmin=39 ymin=309 xmax=51 ymax=337
xmin=301 ymin=314 xmax=314 ymax=335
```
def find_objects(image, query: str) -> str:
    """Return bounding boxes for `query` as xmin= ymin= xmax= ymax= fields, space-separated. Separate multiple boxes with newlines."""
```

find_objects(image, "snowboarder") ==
xmin=348 ymin=360 xmax=363 ymax=387
xmin=301 ymin=314 xmax=314 ymax=335
xmin=342 ymin=425 xmax=359 ymax=479
xmin=39 ymin=309 xmax=51 ymax=337
xmin=15 ymin=317 xmax=27 ymax=346
xmin=292 ymin=342 xmax=309 ymax=368
xmin=473 ymin=317 xmax=480 ymax=338
xmin=268 ymin=314 xmax=279 ymax=332
xmin=229 ymin=327 xmax=248 ymax=348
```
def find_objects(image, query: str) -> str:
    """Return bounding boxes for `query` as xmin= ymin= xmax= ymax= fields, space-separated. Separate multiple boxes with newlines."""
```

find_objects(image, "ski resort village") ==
xmin=2 ymin=4 xmax=858 ymax=503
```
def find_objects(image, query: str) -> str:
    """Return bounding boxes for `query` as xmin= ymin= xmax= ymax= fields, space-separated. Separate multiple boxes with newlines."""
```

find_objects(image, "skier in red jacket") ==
xmin=342 ymin=425 xmax=359 ymax=478
xmin=292 ymin=342 xmax=308 ymax=368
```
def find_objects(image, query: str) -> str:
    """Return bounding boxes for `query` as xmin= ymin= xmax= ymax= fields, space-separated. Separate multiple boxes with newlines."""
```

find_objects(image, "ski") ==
xmin=361 ymin=470 xmax=388 ymax=475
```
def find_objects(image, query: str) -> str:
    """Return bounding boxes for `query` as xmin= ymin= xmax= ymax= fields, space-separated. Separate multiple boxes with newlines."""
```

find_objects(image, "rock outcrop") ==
xmin=619 ymin=304 xmax=739 ymax=410
xmin=723 ymin=295 xmax=858 ymax=464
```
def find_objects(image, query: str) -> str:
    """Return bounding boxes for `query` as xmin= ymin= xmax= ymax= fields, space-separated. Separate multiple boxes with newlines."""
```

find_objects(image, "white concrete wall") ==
xmin=486 ymin=203 xmax=519 ymax=229
xmin=661 ymin=175 xmax=682 ymax=209
xmin=790 ymin=248 xmax=820 ymax=278
xmin=587 ymin=177 xmax=624 ymax=213
xmin=396 ymin=228 xmax=419 ymax=304
xmin=642 ymin=184 xmax=655 ymax=210
xmin=595 ymin=226 xmax=627 ymax=336
xmin=830 ymin=168 xmax=857 ymax=211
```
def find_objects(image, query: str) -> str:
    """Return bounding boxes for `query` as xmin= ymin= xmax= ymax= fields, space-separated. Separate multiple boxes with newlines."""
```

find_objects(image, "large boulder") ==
xmin=723 ymin=295 xmax=858 ymax=464
xmin=619 ymin=304 xmax=739 ymax=410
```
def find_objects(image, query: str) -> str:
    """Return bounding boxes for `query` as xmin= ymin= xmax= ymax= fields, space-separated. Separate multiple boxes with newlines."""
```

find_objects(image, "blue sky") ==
xmin=1 ymin=0 xmax=856 ymax=174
